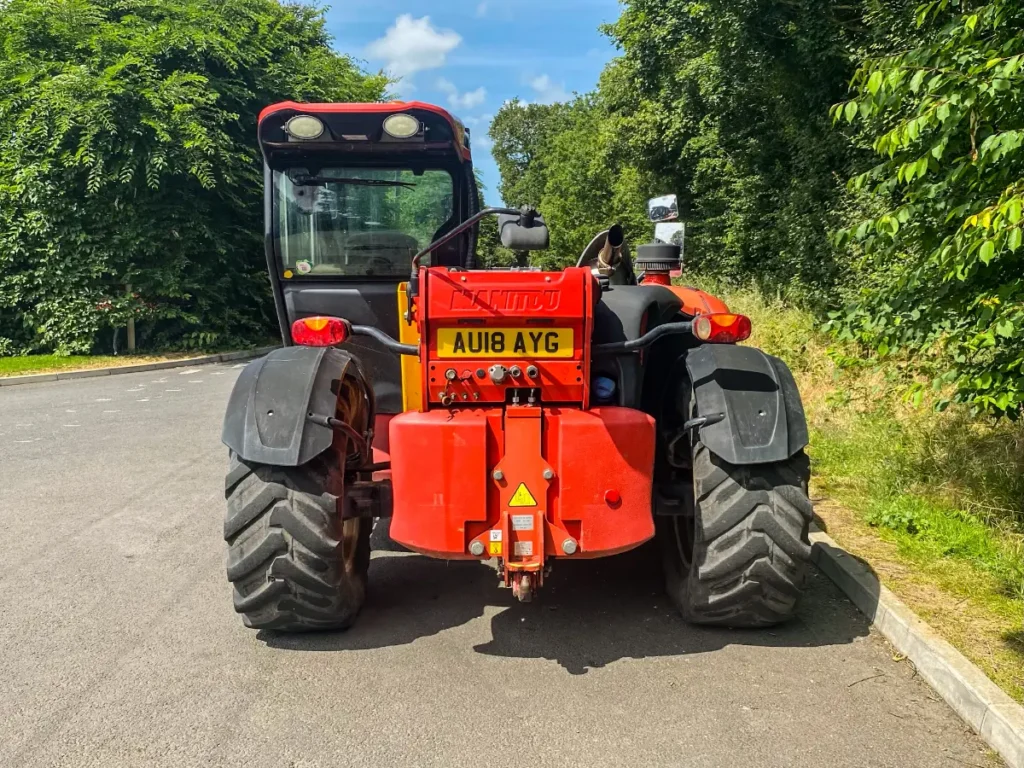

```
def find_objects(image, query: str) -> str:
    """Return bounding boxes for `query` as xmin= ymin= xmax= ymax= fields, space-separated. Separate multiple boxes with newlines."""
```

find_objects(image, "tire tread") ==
xmin=662 ymin=444 xmax=812 ymax=628
xmin=224 ymin=453 xmax=368 ymax=632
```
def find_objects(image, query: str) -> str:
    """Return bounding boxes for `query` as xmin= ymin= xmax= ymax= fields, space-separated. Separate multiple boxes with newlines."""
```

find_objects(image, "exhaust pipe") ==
xmin=597 ymin=224 xmax=624 ymax=275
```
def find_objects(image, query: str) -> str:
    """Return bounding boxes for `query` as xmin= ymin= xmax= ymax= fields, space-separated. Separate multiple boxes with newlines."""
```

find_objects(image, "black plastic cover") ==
xmin=592 ymin=285 xmax=683 ymax=408
xmin=685 ymin=344 xmax=809 ymax=465
xmin=222 ymin=346 xmax=352 ymax=466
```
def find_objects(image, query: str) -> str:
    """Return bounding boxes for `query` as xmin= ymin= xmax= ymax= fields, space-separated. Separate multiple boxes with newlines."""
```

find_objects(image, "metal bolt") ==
xmin=445 ymin=368 xmax=458 ymax=381
xmin=469 ymin=540 xmax=485 ymax=556
xmin=489 ymin=364 xmax=508 ymax=384
xmin=562 ymin=539 xmax=577 ymax=555
xmin=476 ymin=368 xmax=486 ymax=379
xmin=509 ymin=365 xmax=522 ymax=378
xmin=542 ymin=468 xmax=554 ymax=480
xmin=526 ymin=365 xmax=539 ymax=378
xmin=492 ymin=469 xmax=504 ymax=481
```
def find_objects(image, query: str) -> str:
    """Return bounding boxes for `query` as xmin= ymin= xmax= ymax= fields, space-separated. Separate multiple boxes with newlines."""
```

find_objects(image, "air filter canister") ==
xmin=635 ymin=243 xmax=682 ymax=286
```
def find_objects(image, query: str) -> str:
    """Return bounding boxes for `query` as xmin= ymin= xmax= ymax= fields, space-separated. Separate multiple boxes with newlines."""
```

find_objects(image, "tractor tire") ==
xmin=224 ymin=452 xmax=370 ymax=632
xmin=658 ymin=442 xmax=812 ymax=628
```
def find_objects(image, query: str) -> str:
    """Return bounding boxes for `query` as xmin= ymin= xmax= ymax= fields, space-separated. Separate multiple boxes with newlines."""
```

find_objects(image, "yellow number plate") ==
xmin=435 ymin=328 xmax=574 ymax=358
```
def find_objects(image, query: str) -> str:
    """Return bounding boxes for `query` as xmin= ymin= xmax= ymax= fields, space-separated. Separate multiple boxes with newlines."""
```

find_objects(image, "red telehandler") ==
xmin=221 ymin=101 xmax=812 ymax=632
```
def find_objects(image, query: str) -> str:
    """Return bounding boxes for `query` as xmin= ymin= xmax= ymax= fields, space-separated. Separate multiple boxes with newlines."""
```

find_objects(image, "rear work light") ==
xmin=693 ymin=313 xmax=752 ymax=344
xmin=284 ymin=115 xmax=325 ymax=140
xmin=291 ymin=316 xmax=350 ymax=347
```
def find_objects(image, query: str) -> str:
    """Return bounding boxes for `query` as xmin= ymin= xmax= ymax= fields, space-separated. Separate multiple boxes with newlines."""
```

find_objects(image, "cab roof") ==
xmin=257 ymin=101 xmax=472 ymax=162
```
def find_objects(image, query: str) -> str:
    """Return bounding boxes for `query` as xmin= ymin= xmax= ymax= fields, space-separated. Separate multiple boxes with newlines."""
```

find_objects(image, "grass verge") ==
xmin=0 ymin=352 xmax=211 ymax=377
xmin=720 ymin=285 xmax=1024 ymax=703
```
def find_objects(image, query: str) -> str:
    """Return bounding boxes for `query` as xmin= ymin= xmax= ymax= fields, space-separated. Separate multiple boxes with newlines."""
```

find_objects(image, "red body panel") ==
xmin=388 ymin=407 xmax=655 ymax=560
xmin=390 ymin=265 xmax=658 ymax=580
xmin=666 ymin=286 xmax=730 ymax=316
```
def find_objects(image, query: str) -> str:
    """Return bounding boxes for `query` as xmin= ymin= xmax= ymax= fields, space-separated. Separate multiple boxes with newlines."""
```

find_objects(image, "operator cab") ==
xmin=258 ymin=102 xmax=479 ymax=413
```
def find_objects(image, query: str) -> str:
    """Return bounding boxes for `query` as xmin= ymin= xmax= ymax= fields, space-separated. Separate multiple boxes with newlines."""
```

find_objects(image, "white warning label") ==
xmin=511 ymin=514 xmax=534 ymax=531
xmin=489 ymin=529 xmax=502 ymax=542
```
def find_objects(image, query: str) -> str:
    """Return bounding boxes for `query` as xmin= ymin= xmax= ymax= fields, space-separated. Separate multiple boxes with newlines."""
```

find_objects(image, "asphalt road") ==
xmin=0 ymin=364 xmax=999 ymax=768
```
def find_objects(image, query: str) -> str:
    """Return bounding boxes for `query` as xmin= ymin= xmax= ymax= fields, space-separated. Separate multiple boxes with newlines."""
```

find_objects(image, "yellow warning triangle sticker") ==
xmin=508 ymin=482 xmax=538 ymax=508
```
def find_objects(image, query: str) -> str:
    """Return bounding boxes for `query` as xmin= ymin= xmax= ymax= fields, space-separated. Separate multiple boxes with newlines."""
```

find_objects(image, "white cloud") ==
xmin=436 ymin=78 xmax=487 ymax=110
xmin=529 ymin=74 xmax=571 ymax=104
xmin=366 ymin=15 xmax=462 ymax=82
xmin=476 ymin=2 xmax=488 ymax=17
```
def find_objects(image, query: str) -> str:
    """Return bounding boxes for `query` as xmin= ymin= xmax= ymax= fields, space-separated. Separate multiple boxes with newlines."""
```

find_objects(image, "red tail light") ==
xmin=291 ymin=316 xmax=350 ymax=346
xmin=693 ymin=313 xmax=752 ymax=344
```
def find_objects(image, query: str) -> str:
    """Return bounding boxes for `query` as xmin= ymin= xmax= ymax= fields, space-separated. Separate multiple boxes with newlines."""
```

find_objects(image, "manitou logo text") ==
xmin=450 ymin=289 xmax=561 ymax=313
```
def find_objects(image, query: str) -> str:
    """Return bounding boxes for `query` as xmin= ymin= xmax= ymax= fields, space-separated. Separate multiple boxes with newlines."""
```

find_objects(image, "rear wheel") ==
xmin=224 ymin=454 xmax=370 ymax=631
xmin=658 ymin=442 xmax=812 ymax=627
xmin=223 ymin=368 xmax=373 ymax=632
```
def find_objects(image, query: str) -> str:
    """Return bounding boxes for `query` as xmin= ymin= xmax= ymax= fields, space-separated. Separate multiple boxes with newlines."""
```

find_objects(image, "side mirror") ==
xmin=498 ymin=212 xmax=549 ymax=251
xmin=647 ymin=194 xmax=679 ymax=223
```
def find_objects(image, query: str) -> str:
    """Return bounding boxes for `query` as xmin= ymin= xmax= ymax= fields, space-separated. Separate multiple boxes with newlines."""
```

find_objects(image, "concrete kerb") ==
xmin=811 ymin=525 xmax=1024 ymax=768
xmin=0 ymin=346 xmax=279 ymax=387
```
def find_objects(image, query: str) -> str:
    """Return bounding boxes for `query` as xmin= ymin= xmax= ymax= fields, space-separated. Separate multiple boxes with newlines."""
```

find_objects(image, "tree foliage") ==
xmin=489 ymin=0 xmax=865 ymax=296
xmin=0 ymin=0 xmax=385 ymax=355
xmin=489 ymin=97 xmax=653 ymax=270
xmin=832 ymin=0 xmax=1024 ymax=416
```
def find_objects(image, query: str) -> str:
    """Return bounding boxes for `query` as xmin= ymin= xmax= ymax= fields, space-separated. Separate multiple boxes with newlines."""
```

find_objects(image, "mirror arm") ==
xmin=407 ymin=207 xmax=521 ymax=311
xmin=410 ymin=207 xmax=519 ymax=271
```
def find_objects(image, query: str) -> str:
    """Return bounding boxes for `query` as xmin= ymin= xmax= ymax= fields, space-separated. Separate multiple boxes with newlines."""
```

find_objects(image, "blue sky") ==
xmin=324 ymin=0 xmax=622 ymax=203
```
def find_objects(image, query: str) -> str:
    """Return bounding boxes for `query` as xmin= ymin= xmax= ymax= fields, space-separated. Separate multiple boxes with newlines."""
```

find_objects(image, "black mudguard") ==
xmin=222 ymin=346 xmax=353 ymax=467
xmin=685 ymin=344 xmax=808 ymax=465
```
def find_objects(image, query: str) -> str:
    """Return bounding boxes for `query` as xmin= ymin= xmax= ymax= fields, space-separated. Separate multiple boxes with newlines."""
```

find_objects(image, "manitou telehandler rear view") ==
xmin=221 ymin=101 xmax=813 ymax=632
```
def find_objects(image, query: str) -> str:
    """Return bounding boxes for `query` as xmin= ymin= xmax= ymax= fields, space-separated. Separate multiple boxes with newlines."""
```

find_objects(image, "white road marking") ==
xmin=188 ymin=380 xmax=203 ymax=384
xmin=15 ymin=423 xmax=32 ymax=428
xmin=136 ymin=398 xmax=150 ymax=402
xmin=210 ymin=371 xmax=226 ymax=376
xmin=179 ymin=368 xmax=203 ymax=375
xmin=65 ymin=409 xmax=77 ymax=413
xmin=126 ymin=387 xmax=144 ymax=393
xmin=103 ymin=410 xmax=120 ymax=414
xmin=63 ymin=424 xmax=80 ymax=428
xmin=14 ymin=439 xmax=39 ymax=444
xmin=95 ymin=398 xmax=112 ymax=402
xmin=232 ymin=364 xmax=245 ymax=369
xmin=165 ymin=389 xmax=181 ymax=392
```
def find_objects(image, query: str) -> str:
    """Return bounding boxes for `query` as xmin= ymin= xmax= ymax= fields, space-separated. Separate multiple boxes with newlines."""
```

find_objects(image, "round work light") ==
xmin=383 ymin=113 xmax=420 ymax=139
xmin=284 ymin=115 xmax=325 ymax=140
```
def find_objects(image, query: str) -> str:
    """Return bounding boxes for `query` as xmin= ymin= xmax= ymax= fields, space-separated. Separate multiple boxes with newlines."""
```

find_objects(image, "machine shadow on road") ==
xmin=260 ymin=543 xmax=871 ymax=674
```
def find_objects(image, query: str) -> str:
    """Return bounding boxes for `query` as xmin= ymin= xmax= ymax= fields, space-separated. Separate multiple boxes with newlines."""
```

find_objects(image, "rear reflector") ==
xmin=693 ymin=313 xmax=752 ymax=344
xmin=291 ymin=316 xmax=350 ymax=346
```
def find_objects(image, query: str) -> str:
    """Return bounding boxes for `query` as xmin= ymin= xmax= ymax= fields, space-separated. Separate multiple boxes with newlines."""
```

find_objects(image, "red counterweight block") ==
xmin=387 ymin=406 xmax=656 ymax=560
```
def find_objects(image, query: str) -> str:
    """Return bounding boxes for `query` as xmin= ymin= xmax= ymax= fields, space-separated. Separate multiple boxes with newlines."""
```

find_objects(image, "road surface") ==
xmin=0 ymin=364 xmax=999 ymax=767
